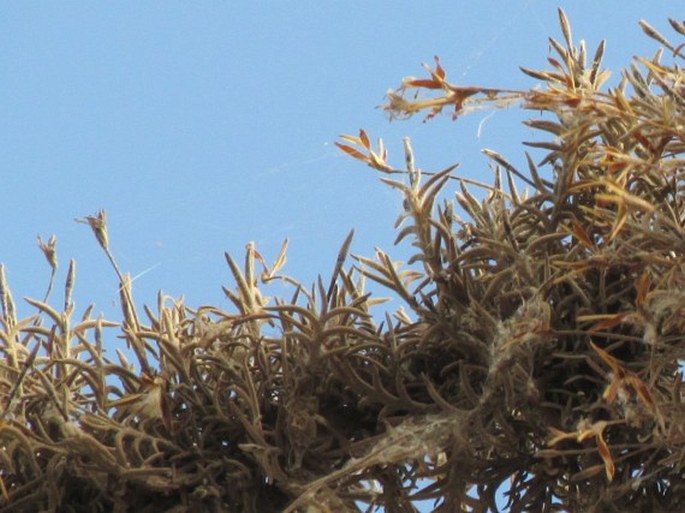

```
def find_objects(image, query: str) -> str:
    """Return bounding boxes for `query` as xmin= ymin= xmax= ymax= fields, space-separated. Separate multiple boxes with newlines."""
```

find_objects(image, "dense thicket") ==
xmin=1 ymin=10 xmax=684 ymax=513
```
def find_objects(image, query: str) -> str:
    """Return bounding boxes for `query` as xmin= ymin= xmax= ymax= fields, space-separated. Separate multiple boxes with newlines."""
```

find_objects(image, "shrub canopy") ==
xmin=1 ymin=10 xmax=684 ymax=513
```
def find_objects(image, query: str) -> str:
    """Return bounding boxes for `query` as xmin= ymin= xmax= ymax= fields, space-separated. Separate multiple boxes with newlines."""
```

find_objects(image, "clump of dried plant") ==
xmin=0 ymin=9 xmax=684 ymax=513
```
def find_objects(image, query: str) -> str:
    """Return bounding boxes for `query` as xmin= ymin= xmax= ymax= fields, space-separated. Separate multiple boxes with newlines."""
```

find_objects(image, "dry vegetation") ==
xmin=1 ymin=10 xmax=684 ymax=513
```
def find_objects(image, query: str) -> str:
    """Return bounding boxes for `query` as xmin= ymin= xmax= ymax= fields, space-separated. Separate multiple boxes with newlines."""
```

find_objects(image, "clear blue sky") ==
xmin=1 ymin=2 xmax=677 ymax=322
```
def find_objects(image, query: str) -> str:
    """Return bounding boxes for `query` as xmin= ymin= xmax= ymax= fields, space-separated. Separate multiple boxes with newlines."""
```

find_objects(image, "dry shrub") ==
xmin=0 ymin=10 xmax=684 ymax=513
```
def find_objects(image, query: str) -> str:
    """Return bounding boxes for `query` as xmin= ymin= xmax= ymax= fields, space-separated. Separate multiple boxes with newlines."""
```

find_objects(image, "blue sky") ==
xmin=1 ymin=2 xmax=678 ymax=323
